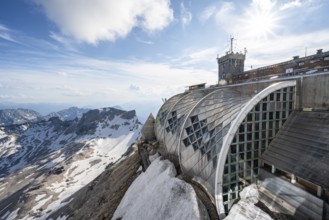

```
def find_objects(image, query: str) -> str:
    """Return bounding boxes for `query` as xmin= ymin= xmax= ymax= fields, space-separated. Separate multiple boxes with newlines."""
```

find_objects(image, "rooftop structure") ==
xmin=155 ymin=73 xmax=329 ymax=219
xmin=233 ymin=49 xmax=329 ymax=83
xmin=187 ymin=83 xmax=206 ymax=91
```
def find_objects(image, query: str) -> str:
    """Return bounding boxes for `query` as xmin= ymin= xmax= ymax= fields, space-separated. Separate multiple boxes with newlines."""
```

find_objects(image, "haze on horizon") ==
xmin=0 ymin=0 xmax=328 ymax=117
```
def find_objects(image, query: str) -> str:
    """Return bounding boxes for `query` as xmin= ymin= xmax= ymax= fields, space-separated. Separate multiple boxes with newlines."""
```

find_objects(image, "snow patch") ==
xmin=0 ymin=182 xmax=8 ymax=189
xmin=35 ymin=194 xmax=47 ymax=202
xmin=32 ymin=195 xmax=53 ymax=213
xmin=24 ymin=173 xmax=34 ymax=179
xmin=225 ymin=184 xmax=272 ymax=220
xmin=39 ymin=154 xmax=66 ymax=170
xmin=112 ymin=157 xmax=201 ymax=220
xmin=149 ymin=153 xmax=160 ymax=162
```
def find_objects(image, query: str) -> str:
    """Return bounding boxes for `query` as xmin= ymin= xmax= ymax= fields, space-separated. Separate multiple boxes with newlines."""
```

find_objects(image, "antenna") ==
xmin=230 ymin=36 xmax=234 ymax=53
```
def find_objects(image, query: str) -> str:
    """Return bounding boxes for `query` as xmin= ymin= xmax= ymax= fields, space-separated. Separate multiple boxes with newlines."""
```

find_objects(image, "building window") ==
xmin=221 ymin=86 xmax=295 ymax=213
xmin=285 ymin=68 xmax=293 ymax=74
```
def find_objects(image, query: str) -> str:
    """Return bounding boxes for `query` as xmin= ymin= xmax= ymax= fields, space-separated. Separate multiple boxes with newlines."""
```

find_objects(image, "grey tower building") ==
xmin=217 ymin=38 xmax=246 ymax=83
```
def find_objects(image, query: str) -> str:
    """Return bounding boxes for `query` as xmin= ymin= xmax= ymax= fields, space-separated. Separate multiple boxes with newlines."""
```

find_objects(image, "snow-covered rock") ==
xmin=239 ymin=183 xmax=259 ymax=204
xmin=225 ymin=184 xmax=272 ymax=220
xmin=225 ymin=200 xmax=272 ymax=220
xmin=112 ymin=157 xmax=202 ymax=220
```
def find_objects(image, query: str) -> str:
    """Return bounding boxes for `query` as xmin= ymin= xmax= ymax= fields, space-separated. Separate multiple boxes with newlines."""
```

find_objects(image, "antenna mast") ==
xmin=230 ymin=36 xmax=234 ymax=53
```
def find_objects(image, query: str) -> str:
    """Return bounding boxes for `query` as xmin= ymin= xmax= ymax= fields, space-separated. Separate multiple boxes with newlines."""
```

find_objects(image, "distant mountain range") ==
xmin=0 ymin=107 xmax=93 ymax=126
xmin=0 ymin=108 xmax=42 ymax=126
xmin=44 ymin=107 xmax=90 ymax=121
xmin=0 ymin=107 xmax=141 ymax=219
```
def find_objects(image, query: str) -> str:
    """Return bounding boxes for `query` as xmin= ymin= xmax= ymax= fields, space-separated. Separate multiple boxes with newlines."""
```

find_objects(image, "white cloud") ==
xmin=57 ymin=71 xmax=68 ymax=77
xmin=199 ymin=2 xmax=236 ymax=27
xmin=280 ymin=0 xmax=302 ymax=10
xmin=129 ymin=84 xmax=140 ymax=91
xmin=279 ymin=0 xmax=316 ymax=10
xmin=214 ymin=2 xmax=236 ymax=27
xmin=189 ymin=48 xmax=217 ymax=60
xmin=200 ymin=5 xmax=216 ymax=22
xmin=135 ymin=36 xmax=154 ymax=45
xmin=58 ymin=85 xmax=87 ymax=97
xmin=0 ymin=93 xmax=35 ymax=101
xmin=242 ymin=29 xmax=329 ymax=68
xmin=251 ymin=0 xmax=276 ymax=11
xmin=34 ymin=0 xmax=174 ymax=44
xmin=49 ymin=32 xmax=77 ymax=51
xmin=177 ymin=47 xmax=218 ymax=66
xmin=0 ymin=24 xmax=19 ymax=43
xmin=199 ymin=1 xmax=329 ymax=69
xmin=0 ymin=57 xmax=216 ymax=106
xmin=199 ymin=2 xmax=239 ymax=35
xmin=203 ymin=0 xmax=322 ymax=41
xmin=180 ymin=3 xmax=192 ymax=28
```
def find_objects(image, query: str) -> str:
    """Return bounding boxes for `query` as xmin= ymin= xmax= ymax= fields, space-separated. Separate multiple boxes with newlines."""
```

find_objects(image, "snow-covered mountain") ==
xmin=0 ymin=108 xmax=42 ymax=126
xmin=44 ymin=107 xmax=90 ymax=121
xmin=0 ymin=107 xmax=141 ymax=219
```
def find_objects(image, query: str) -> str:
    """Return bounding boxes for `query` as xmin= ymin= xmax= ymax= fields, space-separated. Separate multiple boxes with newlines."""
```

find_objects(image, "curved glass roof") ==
xmin=155 ymin=93 xmax=183 ymax=141
xmin=155 ymin=80 xmax=297 ymax=215
xmin=163 ymin=89 xmax=212 ymax=156
xmin=178 ymin=87 xmax=251 ymax=193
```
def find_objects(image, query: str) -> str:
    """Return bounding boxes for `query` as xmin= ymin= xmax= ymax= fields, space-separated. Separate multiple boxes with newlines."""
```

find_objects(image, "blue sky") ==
xmin=0 ymin=0 xmax=328 ymax=117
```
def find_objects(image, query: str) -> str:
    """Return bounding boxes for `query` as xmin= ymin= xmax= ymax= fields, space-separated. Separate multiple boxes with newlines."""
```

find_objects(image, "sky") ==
xmin=0 ymin=0 xmax=328 ymax=118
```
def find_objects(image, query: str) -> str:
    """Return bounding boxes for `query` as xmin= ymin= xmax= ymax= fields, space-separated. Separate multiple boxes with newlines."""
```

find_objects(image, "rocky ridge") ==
xmin=0 ymin=107 xmax=141 ymax=220
xmin=0 ymin=108 xmax=42 ymax=126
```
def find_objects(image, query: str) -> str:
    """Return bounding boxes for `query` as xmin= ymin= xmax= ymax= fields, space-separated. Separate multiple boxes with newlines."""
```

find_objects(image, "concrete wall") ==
xmin=299 ymin=74 xmax=329 ymax=110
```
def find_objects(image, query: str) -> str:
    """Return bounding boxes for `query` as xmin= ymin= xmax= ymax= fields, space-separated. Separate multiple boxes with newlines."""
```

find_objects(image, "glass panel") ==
xmin=222 ymin=86 xmax=295 ymax=214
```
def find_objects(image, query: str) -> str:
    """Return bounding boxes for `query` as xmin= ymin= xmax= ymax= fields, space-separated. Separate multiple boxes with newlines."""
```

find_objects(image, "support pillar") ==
xmin=291 ymin=174 xmax=296 ymax=184
xmin=271 ymin=165 xmax=276 ymax=174
xmin=317 ymin=185 xmax=322 ymax=197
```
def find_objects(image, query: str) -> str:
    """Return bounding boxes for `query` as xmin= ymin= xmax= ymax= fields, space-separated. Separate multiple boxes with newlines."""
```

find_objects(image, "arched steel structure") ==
xmin=155 ymin=80 xmax=297 ymax=217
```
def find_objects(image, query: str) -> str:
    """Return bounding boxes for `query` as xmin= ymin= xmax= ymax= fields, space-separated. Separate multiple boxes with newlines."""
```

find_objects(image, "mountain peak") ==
xmin=45 ymin=107 xmax=90 ymax=121
xmin=0 ymin=108 xmax=42 ymax=126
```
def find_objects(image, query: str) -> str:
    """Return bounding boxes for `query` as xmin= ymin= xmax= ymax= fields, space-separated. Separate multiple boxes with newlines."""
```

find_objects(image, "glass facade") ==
xmin=222 ymin=86 xmax=295 ymax=213
xmin=179 ymin=88 xmax=251 ymax=193
xmin=155 ymin=93 xmax=183 ymax=140
xmin=163 ymin=90 xmax=210 ymax=156
xmin=154 ymin=81 xmax=297 ymax=215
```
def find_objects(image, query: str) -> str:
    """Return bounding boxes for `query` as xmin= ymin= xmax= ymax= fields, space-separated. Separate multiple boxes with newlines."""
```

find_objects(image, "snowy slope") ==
xmin=112 ymin=157 xmax=203 ymax=220
xmin=44 ymin=107 xmax=90 ymax=121
xmin=0 ymin=108 xmax=42 ymax=126
xmin=0 ymin=107 xmax=141 ymax=220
